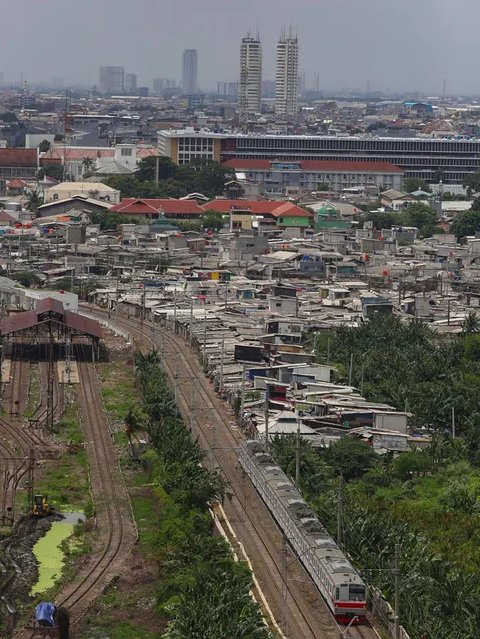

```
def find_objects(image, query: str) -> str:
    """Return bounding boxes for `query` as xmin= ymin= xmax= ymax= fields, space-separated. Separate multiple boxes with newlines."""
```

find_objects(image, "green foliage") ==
xmin=10 ymin=271 xmax=41 ymax=287
xmin=0 ymin=111 xmax=17 ymax=123
xmin=37 ymin=163 xmax=68 ymax=182
xmin=403 ymin=177 xmax=431 ymax=193
xmin=25 ymin=189 xmax=43 ymax=212
xmin=88 ymin=210 xmax=141 ymax=230
xmin=201 ymin=210 xmax=225 ymax=231
xmin=463 ymin=170 xmax=480 ymax=197
xmin=363 ymin=202 xmax=440 ymax=238
xmin=106 ymin=159 xmax=232 ymax=200
xmin=322 ymin=437 xmax=378 ymax=480
xmin=38 ymin=139 xmax=51 ymax=153
xmin=451 ymin=209 xmax=480 ymax=241
xmin=134 ymin=351 xmax=271 ymax=639
xmin=316 ymin=182 xmax=330 ymax=191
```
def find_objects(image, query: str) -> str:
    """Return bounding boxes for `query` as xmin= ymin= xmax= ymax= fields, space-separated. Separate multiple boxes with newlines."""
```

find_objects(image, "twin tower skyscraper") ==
xmin=239 ymin=29 xmax=299 ymax=119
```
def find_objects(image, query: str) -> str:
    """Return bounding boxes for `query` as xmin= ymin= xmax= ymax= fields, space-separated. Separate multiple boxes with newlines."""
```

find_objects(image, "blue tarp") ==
xmin=35 ymin=602 xmax=56 ymax=627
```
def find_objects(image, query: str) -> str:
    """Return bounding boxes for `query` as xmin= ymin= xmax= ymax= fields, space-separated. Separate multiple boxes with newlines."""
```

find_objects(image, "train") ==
xmin=238 ymin=440 xmax=367 ymax=624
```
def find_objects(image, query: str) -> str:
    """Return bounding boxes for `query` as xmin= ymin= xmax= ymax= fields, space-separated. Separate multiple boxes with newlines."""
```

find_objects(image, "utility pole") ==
xmin=240 ymin=362 xmax=246 ymax=422
xmin=348 ymin=353 xmax=354 ymax=387
xmin=190 ymin=297 xmax=194 ymax=344
xmin=264 ymin=387 xmax=269 ymax=450
xmin=295 ymin=419 xmax=301 ymax=489
xmin=326 ymin=337 xmax=330 ymax=364
xmin=173 ymin=287 xmax=177 ymax=333
xmin=452 ymin=405 xmax=456 ymax=439
xmin=394 ymin=542 xmax=401 ymax=639
xmin=360 ymin=362 xmax=365 ymax=396
xmin=337 ymin=476 xmax=344 ymax=550
xmin=203 ymin=308 xmax=207 ymax=365
xmin=219 ymin=334 xmax=225 ymax=394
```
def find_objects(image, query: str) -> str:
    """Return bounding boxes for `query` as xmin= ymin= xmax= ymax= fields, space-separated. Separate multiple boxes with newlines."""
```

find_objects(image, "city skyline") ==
xmin=2 ymin=0 xmax=480 ymax=95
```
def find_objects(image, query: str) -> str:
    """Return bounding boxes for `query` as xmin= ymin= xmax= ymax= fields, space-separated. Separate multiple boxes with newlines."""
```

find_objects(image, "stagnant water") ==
xmin=31 ymin=512 xmax=85 ymax=595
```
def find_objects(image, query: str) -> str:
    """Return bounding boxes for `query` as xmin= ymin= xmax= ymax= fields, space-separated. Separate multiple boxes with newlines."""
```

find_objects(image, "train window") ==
xmin=335 ymin=587 xmax=340 ymax=600
xmin=349 ymin=584 xmax=365 ymax=601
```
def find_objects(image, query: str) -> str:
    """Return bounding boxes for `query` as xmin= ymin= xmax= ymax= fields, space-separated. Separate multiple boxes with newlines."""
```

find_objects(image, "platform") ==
xmin=57 ymin=361 xmax=79 ymax=384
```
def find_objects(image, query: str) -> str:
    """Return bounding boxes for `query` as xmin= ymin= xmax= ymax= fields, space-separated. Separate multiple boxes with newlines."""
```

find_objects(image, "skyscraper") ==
xmin=182 ymin=49 xmax=198 ymax=94
xmin=98 ymin=66 xmax=125 ymax=94
xmin=239 ymin=33 xmax=262 ymax=118
xmin=275 ymin=30 xmax=299 ymax=117
xmin=125 ymin=73 xmax=137 ymax=94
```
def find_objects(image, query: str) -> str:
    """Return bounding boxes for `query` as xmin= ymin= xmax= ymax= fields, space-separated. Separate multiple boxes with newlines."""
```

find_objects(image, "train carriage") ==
xmin=239 ymin=440 xmax=366 ymax=623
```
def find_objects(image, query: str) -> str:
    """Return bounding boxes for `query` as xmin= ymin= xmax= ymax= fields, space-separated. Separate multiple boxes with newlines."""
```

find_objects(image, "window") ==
xmin=121 ymin=148 xmax=133 ymax=156
xmin=349 ymin=585 xmax=365 ymax=601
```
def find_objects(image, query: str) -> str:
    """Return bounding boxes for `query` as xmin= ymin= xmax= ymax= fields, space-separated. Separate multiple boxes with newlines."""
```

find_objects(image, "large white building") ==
xmin=239 ymin=34 xmax=262 ymax=117
xmin=275 ymin=31 xmax=299 ymax=117
xmin=182 ymin=49 xmax=198 ymax=94
xmin=98 ymin=66 xmax=125 ymax=94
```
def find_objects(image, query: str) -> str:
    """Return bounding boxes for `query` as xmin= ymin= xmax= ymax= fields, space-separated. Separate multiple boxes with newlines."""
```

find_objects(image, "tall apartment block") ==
xmin=275 ymin=30 xmax=299 ymax=117
xmin=239 ymin=34 xmax=262 ymax=118
xmin=98 ymin=66 xmax=125 ymax=94
xmin=182 ymin=49 xmax=198 ymax=95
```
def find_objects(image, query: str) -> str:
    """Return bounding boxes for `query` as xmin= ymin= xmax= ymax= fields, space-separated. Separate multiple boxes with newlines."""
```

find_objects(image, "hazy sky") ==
xmin=3 ymin=0 xmax=480 ymax=94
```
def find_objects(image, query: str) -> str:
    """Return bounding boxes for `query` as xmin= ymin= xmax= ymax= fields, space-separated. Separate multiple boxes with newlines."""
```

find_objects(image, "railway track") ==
xmin=86 ymin=307 xmax=369 ymax=639
xmin=44 ymin=343 xmax=136 ymax=624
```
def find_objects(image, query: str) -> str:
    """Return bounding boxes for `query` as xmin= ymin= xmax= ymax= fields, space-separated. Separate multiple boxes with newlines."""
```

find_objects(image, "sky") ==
xmin=2 ymin=0 xmax=480 ymax=95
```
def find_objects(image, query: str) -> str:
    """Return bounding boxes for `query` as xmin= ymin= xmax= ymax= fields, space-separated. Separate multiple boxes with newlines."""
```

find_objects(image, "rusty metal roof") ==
xmin=0 ymin=298 xmax=102 ymax=338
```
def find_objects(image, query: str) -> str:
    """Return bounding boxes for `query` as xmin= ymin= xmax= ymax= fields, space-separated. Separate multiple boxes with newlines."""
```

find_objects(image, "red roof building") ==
xmin=0 ymin=148 xmax=38 ymax=180
xmin=222 ymin=158 xmax=403 ymax=197
xmin=109 ymin=198 xmax=204 ymax=219
xmin=203 ymin=199 xmax=312 ymax=230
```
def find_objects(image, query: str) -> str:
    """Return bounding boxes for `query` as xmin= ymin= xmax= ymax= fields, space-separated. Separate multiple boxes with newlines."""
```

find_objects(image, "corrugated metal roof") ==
xmin=0 ymin=297 xmax=101 ymax=338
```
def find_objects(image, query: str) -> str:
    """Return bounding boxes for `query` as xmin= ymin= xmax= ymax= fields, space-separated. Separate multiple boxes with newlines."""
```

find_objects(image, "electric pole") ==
xmin=337 ymin=476 xmax=344 ymax=550
xmin=394 ymin=542 xmax=400 ymax=639
xmin=295 ymin=419 xmax=301 ymax=489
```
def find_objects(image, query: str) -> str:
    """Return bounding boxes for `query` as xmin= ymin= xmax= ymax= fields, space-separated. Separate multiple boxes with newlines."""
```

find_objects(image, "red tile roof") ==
xmin=223 ymin=159 xmax=403 ymax=174
xmin=109 ymin=198 xmax=204 ymax=216
xmin=203 ymin=200 xmax=312 ymax=218
xmin=6 ymin=179 xmax=28 ymax=188
xmin=0 ymin=148 xmax=37 ymax=167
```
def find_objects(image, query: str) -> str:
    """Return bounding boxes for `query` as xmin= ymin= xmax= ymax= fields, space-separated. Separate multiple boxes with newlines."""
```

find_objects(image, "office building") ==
xmin=239 ymin=33 xmax=262 ymax=117
xmin=275 ymin=30 xmax=299 ymax=117
xmin=125 ymin=73 xmax=137 ymax=94
xmin=158 ymin=128 xmax=480 ymax=183
xmin=98 ymin=66 xmax=125 ymax=94
xmin=182 ymin=49 xmax=198 ymax=95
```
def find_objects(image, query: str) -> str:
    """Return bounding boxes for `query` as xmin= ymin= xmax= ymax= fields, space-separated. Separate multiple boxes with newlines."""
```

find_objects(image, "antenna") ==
xmin=442 ymin=79 xmax=446 ymax=103
xmin=62 ymin=89 xmax=71 ymax=182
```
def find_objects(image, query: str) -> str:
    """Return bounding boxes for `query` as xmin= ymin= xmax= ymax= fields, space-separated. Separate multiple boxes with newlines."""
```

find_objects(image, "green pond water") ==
xmin=31 ymin=517 xmax=80 ymax=595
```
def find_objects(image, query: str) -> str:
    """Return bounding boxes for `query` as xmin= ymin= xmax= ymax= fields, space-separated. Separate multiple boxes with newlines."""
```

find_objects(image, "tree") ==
xmin=462 ymin=311 xmax=480 ymax=335
xmin=38 ymin=139 xmax=51 ymax=153
xmin=201 ymin=210 xmax=225 ymax=231
xmin=403 ymin=178 xmax=431 ymax=194
xmin=321 ymin=437 xmax=378 ymax=481
xmin=10 ymin=271 xmax=41 ymax=288
xmin=316 ymin=182 xmax=330 ymax=192
xmin=401 ymin=202 xmax=439 ymax=237
xmin=37 ymin=163 xmax=67 ymax=182
xmin=81 ymin=157 xmax=95 ymax=176
xmin=25 ymin=189 xmax=43 ymax=212
xmin=463 ymin=170 xmax=480 ymax=197
xmin=135 ymin=156 xmax=177 ymax=182
xmin=451 ymin=209 xmax=480 ymax=241
xmin=0 ymin=111 xmax=17 ymax=123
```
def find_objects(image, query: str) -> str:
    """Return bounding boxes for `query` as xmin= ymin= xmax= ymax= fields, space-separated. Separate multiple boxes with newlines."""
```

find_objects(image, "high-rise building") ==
xmin=98 ymin=66 xmax=125 ymax=94
xmin=239 ymin=33 xmax=262 ymax=117
xmin=125 ymin=73 xmax=137 ymax=94
xmin=275 ymin=30 xmax=299 ymax=117
xmin=182 ymin=49 xmax=198 ymax=94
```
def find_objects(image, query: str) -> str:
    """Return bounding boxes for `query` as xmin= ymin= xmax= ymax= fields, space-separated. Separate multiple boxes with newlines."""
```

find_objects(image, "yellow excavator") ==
xmin=31 ymin=495 xmax=54 ymax=517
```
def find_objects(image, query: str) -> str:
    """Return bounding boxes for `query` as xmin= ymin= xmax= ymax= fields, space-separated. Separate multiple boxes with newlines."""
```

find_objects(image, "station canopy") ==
xmin=0 ymin=297 xmax=101 ymax=339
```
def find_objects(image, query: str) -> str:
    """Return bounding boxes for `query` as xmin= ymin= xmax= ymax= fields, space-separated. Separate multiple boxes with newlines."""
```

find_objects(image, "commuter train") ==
xmin=238 ymin=440 xmax=367 ymax=623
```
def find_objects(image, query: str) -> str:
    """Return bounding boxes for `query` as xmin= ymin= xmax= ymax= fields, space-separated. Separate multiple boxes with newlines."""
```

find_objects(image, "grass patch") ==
xmin=98 ymin=362 xmax=141 ymax=423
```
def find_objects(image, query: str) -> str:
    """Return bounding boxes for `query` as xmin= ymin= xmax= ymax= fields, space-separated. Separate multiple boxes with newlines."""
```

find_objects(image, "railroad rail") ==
xmin=49 ymin=343 xmax=136 ymax=624
xmin=85 ymin=306 xmax=379 ymax=639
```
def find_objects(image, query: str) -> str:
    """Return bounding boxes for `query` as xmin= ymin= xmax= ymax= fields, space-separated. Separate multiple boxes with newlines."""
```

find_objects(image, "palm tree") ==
xmin=462 ymin=310 xmax=480 ymax=334
xmin=25 ymin=189 xmax=43 ymax=213
xmin=81 ymin=156 xmax=94 ymax=177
